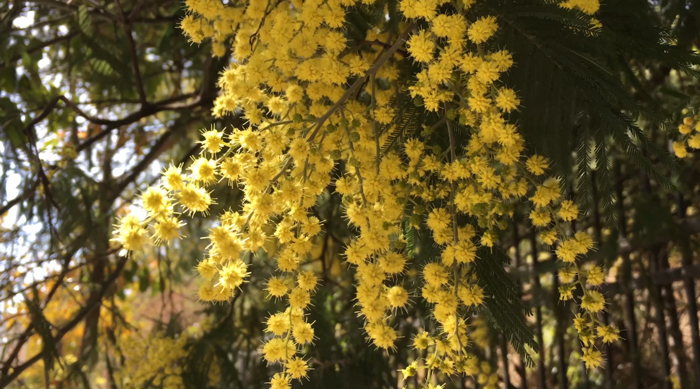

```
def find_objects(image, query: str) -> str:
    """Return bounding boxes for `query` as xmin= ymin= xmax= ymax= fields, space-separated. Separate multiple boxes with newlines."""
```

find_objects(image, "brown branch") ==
xmin=0 ymin=178 xmax=40 ymax=217
xmin=66 ymin=94 xmax=200 ymax=152
xmin=1 ymin=15 xmax=72 ymax=33
xmin=0 ymin=247 xmax=122 ymax=305
xmin=23 ymin=0 xmax=76 ymax=12
xmin=0 ymin=256 xmax=129 ymax=389
xmin=131 ymin=15 xmax=178 ymax=24
xmin=305 ymin=22 xmax=415 ymax=142
xmin=125 ymin=26 xmax=147 ymax=104
xmin=126 ymin=0 xmax=147 ymax=20
xmin=110 ymin=140 xmax=201 ymax=214
xmin=0 ymin=235 xmax=88 ymax=377
xmin=111 ymin=129 xmax=175 ymax=200
xmin=356 ymin=40 xmax=408 ymax=57
xmin=19 ymin=93 xmax=192 ymax=144
xmin=60 ymin=95 xmax=186 ymax=128
xmin=115 ymin=0 xmax=147 ymax=104
xmin=0 ymin=32 xmax=78 ymax=72
xmin=19 ymin=102 xmax=61 ymax=238
xmin=70 ymin=56 xmax=221 ymax=152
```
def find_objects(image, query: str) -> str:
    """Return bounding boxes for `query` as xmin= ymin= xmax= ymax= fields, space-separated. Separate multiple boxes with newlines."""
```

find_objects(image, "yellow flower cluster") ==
xmin=559 ymin=0 xmax=600 ymax=15
xmin=112 ymin=173 xmax=186 ymax=251
xmin=673 ymin=112 xmax=700 ymax=158
xmin=559 ymin=255 xmax=620 ymax=370
xmin=403 ymin=327 xmax=500 ymax=388
xmin=114 ymin=323 xmax=220 ymax=388
xmin=559 ymin=0 xmax=602 ymax=33
xmin=116 ymin=333 xmax=188 ymax=389
xmin=114 ymin=0 xmax=618 ymax=384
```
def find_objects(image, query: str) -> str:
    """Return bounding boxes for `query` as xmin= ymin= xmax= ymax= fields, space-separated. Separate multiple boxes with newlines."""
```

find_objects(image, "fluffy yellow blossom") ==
xmin=131 ymin=1 xmax=619 ymax=383
xmin=270 ymin=373 xmax=290 ymax=389
xmin=141 ymin=186 xmax=170 ymax=214
xmin=379 ymin=252 xmax=407 ymax=274
xmin=540 ymin=229 xmax=558 ymax=245
xmin=387 ymin=286 xmax=410 ymax=308
xmin=481 ymin=231 xmax=496 ymax=247
xmin=400 ymin=361 xmax=419 ymax=378
xmin=286 ymin=358 xmax=309 ymax=380
xmin=490 ymin=50 xmax=514 ymax=71
xmin=267 ymin=277 xmax=289 ymax=298
xmin=424 ymin=263 xmax=449 ymax=286
xmin=112 ymin=215 xmax=149 ymax=251
xmin=531 ymin=178 xmax=561 ymax=207
xmin=468 ymin=16 xmax=498 ymax=44
xmin=559 ymin=266 xmax=578 ymax=283
xmin=558 ymin=200 xmax=579 ymax=221
xmin=263 ymin=338 xmax=295 ymax=363
xmin=581 ymin=291 xmax=606 ymax=312
xmin=526 ymin=155 xmax=549 ymax=176
xmin=153 ymin=216 xmax=183 ymax=243
xmin=217 ymin=260 xmax=249 ymax=291
xmin=117 ymin=332 xmax=189 ymax=388
xmin=556 ymin=239 xmax=579 ymax=263
xmin=197 ymin=259 xmax=218 ymax=280
xmin=289 ymin=287 xmax=311 ymax=309
xmin=163 ymin=164 xmax=185 ymax=190
xmin=178 ymin=184 xmax=212 ymax=215
xmin=560 ymin=0 xmax=601 ymax=15
xmin=689 ymin=134 xmax=700 ymax=149
xmin=374 ymin=106 xmax=394 ymax=124
xmin=292 ymin=321 xmax=315 ymax=345
xmin=200 ymin=127 xmax=225 ymax=153
xmin=575 ymin=232 xmax=594 ymax=252
xmin=408 ymin=30 xmax=436 ymax=63
xmin=559 ymin=284 xmax=575 ymax=301
xmin=581 ymin=346 xmax=603 ymax=369
xmin=495 ymin=88 xmax=520 ymax=113
xmin=530 ymin=208 xmax=552 ymax=227
xmin=458 ymin=284 xmax=484 ymax=306
xmin=586 ymin=266 xmax=605 ymax=286
xmin=266 ymin=314 xmax=290 ymax=336
xmin=189 ymin=157 xmax=217 ymax=184
xmin=413 ymin=331 xmax=432 ymax=350
xmin=673 ymin=141 xmax=689 ymax=158
xmin=597 ymin=325 xmax=620 ymax=343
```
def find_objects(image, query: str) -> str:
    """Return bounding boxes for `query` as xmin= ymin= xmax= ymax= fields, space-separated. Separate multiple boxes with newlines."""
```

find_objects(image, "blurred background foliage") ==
xmin=2 ymin=0 xmax=700 ymax=388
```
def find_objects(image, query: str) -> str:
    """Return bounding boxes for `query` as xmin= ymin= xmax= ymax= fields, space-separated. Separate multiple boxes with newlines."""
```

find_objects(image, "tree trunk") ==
xmin=590 ymin=171 xmax=614 ymax=387
xmin=513 ymin=218 xmax=529 ymax=389
xmin=615 ymin=163 xmax=641 ymax=389
xmin=677 ymin=193 xmax=700 ymax=386
xmin=530 ymin=227 xmax=547 ymax=389
xmin=659 ymin=250 xmax=689 ymax=388
xmin=650 ymin=248 xmax=673 ymax=389
xmin=501 ymin=333 xmax=511 ymax=389
xmin=552 ymin=274 xmax=568 ymax=389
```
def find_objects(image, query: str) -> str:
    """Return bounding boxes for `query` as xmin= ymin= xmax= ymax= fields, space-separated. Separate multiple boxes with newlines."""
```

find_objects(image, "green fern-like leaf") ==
xmin=381 ymin=103 xmax=420 ymax=152
xmin=77 ymin=5 xmax=94 ymax=36
xmin=89 ymin=58 xmax=114 ymax=76
xmin=473 ymin=247 xmax=538 ymax=367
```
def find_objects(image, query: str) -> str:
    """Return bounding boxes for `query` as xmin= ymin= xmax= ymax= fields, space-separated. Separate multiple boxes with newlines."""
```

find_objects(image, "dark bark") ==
xmin=513 ymin=220 xmax=529 ymax=389
xmin=659 ymin=251 xmax=689 ymax=388
xmin=615 ymin=163 xmax=641 ymax=389
xmin=650 ymin=248 xmax=673 ymax=389
xmin=552 ymin=274 xmax=568 ymax=389
xmin=677 ymin=193 xmax=700 ymax=386
xmin=591 ymin=171 xmax=614 ymax=387
xmin=501 ymin=333 xmax=511 ymax=389
xmin=530 ymin=227 xmax=547 ymax=389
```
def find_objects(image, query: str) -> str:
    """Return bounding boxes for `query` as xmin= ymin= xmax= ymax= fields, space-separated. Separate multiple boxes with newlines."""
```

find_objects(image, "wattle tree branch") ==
xmin=0 ymin=256 xmax=129 ymax=389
